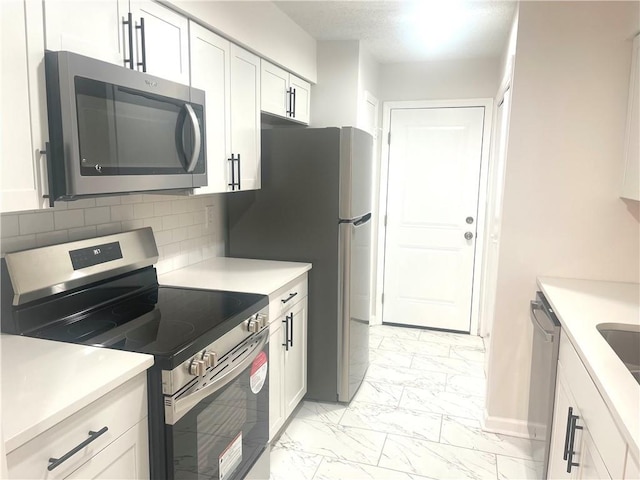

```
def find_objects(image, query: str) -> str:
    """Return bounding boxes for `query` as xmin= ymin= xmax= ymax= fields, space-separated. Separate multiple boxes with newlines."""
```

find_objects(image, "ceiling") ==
xmin=273 ymin=1 xmax=517 ymax=64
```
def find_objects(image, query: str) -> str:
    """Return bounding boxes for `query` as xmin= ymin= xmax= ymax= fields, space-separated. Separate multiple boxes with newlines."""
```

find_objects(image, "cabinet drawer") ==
xmin=558 ymin=332 xmax=626 ymax=479
xmin=268 ymin=273 xmax=308 ymax=322
xmin=7 ymin=373 xmax=148 ymax=479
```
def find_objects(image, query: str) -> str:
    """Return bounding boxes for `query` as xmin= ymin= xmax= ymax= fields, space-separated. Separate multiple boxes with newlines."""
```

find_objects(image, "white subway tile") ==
xmin=154 ymin=201 xmax=173 ymax=217
xmin=84 ymin=207 xmax=111 ymax=226
xmin=19 ymin=212 xmax=54 ymax=235
xmin=155 ymin=257 xmax=175 ymax=275
xmin=1 ymin=235 xmax=37 ymax=253
xmin=68 ymin=226 xmax=97 ymax=241
xmin=188 ymin=224 xmax=202 ymax=239
xmin=110 ymin=204 xmax=134 ymax=221
xmin=65 ymin=198 xmax=96 ymax=209
xmin=95 ymin=196 xmax=122 ymax=207
xmin=171 ymin=227 xmax=188 ymax=242
xmin=121 ymin=194 xmax=143 ymax=204
xmin=36 ymin=230 xmax=69 ymax=247
xmin=121 ymin=219 xmax=144 ymax=231
xmin=162 ymin=242 xmax=181 ymax=258
xmin=133 ymin=202 xmax=155 ymax=219
xmin=143 ymin=217 xmax=163 ymax=231
xmin=96 ymin=222 xmax=122 ymax=236
xmin=54 ymin=209 xmax=85 ymax=230
xmin=171 ymin=199 xmax=189 ymax=214
xmin=143 ymin=194 xmax=170 ymax=203
xmin=188 ymin=247 xmax=203 ymax=265
xmin=162 ymin=214 xmax=181 ymax=230
xmin=188 ymin=197 xmax=204 ymax=212
xmin=174 ymin=252 xmax=189 ymax=269
xmin=178 ymin=212 xmax=194 ymax=227
xmin=155 ymin=230 xmax=173 ymax=247
xmin=1 ymin=215 xmax=20 ymax=238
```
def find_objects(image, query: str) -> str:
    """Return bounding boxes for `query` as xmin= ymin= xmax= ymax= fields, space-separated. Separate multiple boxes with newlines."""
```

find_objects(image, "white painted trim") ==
xmin=376 ymin=98 xmax=493 ymax=335
xmin=482 ymin=410 xmax=541 ymax=439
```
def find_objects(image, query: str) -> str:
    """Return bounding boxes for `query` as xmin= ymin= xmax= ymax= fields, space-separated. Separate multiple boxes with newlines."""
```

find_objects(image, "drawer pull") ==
xmin=48 ymin=426 xmax=108 ymax=471
xmin=281 ymin=292 xmax=298 ymax=304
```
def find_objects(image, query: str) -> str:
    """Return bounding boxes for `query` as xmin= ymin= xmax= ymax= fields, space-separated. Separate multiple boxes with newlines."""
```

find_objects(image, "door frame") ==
xmin=375 ymin=99 xmax=493 ymax=335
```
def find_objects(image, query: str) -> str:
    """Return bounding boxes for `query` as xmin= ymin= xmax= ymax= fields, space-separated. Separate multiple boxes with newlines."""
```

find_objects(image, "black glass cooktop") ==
xmin=30 ymin=286 xmax=268 ymax=369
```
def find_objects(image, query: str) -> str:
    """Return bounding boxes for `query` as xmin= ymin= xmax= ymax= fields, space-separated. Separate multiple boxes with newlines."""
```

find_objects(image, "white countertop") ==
xmin=537 ymin=277 xmax=640 ymax=460
xmin=1 ymin=335 xmax=154 ymax=453
xmin=159 ymin=257 xmax=312 ymax=295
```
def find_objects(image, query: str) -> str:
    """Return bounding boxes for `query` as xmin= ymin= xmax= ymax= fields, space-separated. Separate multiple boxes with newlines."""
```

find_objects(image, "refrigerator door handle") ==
xmin=339 ymin=212 xmax=372 ymax=226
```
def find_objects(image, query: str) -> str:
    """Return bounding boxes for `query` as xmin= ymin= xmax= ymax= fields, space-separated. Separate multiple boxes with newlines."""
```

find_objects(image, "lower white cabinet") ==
xmin=547 ymin=332 xmax=631 ymax=479
xmin=6 ymin=373 xmax=149 ymax=479
xmin=268 ymin=274 xmax=308 ymax=441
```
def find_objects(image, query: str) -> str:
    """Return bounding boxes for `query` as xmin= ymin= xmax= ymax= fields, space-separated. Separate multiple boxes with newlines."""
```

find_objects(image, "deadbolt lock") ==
xmin=466 ymin=217 xmax=474 ymax=224
xmin=464 ymin=232 xmax=474 ymax=240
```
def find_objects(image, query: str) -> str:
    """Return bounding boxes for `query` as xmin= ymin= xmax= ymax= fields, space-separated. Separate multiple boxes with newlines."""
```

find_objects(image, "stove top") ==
xmin=28 ymin=286 xmax=268 ymax=369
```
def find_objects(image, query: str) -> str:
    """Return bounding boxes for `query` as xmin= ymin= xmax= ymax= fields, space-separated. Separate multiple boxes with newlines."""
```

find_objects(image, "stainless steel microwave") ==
xmin=44 ymin=50 xmax=207 ymax=202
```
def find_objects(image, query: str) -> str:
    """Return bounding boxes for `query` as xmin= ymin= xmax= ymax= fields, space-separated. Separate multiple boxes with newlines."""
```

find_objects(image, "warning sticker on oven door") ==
xmin=250 ymin=351 xmax=268 ymax=394
xmin=219 ymin=432 xmax=242 ymax=480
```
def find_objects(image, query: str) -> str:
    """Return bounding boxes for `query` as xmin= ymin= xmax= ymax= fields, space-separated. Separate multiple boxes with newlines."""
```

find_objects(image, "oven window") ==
xmin=74 ymin=76 xmax=204 ymax=176
xmin=169 ymin=348 xmax=269 ymax=480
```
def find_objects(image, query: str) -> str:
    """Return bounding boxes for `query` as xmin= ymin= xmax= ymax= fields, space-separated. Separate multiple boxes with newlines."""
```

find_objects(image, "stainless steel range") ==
xmin=0 ymin=228 xmax=270 ymax=480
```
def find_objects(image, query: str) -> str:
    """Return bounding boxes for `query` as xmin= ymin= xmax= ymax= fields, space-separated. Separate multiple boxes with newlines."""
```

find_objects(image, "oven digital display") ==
xmin=69 ymin=241 xmax=123 ymax=270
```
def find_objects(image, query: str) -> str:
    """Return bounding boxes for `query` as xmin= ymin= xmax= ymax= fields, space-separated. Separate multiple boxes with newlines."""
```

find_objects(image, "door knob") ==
xmin=464 ymin=232 xmax=474 ymax=240
xmin=466 ymin=217 xmax=474 ymax=224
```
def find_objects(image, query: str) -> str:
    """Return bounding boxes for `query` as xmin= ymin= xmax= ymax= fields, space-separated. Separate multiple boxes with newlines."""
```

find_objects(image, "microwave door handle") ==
xmin=184 ymin=104 xmax=201 ymax=173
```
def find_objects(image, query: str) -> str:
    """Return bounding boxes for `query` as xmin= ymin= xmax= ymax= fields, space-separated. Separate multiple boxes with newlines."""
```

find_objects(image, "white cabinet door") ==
xmin=268 ymin=321 xmax=286 ymax=441
xmin=230 ymin=45 xmax=261 ymax=191
xmin=289 ymin=75 xmax=311 ymax=124
xmin=43 ymin=0 xmax=128 ymax=66
xmin=129 ymin=1 xmax=189 ymax=84
xmin=65 ymin=421 xmax=150 ymax=480
xmin=548 ymin=370 xmax=578 ymax=479
xmin=261 ymin=61 xmax=289 ymax=118
xmin=189 ymin=22 xmax=231 ymax=194
xmin=577 ymin=430 xmax=611 ymax=480
xmin=1 ymin=0 xmax=48 ymax=213
xmin=283 ymin=298 xmax=307 ymax=417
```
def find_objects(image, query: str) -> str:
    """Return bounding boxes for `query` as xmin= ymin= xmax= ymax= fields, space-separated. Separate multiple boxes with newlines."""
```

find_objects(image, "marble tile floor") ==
xmin=270 ymin=324 xmax=544 ymax=480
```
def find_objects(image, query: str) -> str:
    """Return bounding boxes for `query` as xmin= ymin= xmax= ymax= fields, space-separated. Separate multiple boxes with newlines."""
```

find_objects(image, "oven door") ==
xmin=166 ymin=331 xmax=269 ymax=480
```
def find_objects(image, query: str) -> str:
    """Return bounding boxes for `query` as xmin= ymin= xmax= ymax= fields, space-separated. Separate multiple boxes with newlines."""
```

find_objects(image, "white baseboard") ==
xmin=482 ymin=410 xmax=546 ymax=440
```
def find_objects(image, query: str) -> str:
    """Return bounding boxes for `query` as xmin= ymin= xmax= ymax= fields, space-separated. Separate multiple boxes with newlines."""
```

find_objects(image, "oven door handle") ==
xmin=166 ymin=330 xmax=268 ymax=425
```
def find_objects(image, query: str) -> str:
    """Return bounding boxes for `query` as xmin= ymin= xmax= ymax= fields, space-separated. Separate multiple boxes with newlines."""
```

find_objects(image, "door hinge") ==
xmin=381 ymin=293 xmax=384 ymax=304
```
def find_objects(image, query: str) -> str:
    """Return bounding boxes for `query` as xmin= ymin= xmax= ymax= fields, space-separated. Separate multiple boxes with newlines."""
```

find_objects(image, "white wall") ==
xmin=310 ymin=40 xmax=361 ymax=127
xmin=0 ymin=194 xmax=226 ymax=275
xmin=485 ymin=0 xmax=640 ymax=435
xmin=378 ymin=58 xmax=501 ymax=102
xmin=163 ymin=0 xmax=317 ymax=82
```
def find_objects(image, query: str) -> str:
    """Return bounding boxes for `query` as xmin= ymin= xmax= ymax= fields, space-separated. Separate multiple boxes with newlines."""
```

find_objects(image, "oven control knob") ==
xmin=189 ymin=359 xmax=206 ymax=377
xmin=201 ymin=351 xmax=217 ymax=368
xmin=248 ymin=319 xmax=261 ymax=333
xmin=256 ymin=313 xmax=267 ymax=328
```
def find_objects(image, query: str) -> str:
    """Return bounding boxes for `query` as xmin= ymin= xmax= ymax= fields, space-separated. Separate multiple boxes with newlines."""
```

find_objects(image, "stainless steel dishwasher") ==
xmin=529 ymin=291 xmax=561 ymax=479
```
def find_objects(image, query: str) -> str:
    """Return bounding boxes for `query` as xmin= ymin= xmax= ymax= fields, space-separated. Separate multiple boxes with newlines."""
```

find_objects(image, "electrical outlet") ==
xmin=205 ymin=205 xmax=215 ymax=228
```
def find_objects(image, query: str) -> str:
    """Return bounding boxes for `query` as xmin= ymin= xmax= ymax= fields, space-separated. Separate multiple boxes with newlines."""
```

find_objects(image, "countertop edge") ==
xmin=537 ymin=276 xmax=640 ymax=463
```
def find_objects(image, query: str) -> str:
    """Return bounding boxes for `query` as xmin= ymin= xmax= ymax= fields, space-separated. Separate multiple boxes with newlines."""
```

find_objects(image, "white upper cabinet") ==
xmin=261 ymin=60 xmax=310 ymax=124
xmin=1 ymin=0 xmax=49 ymax=213
xmin=189 ymin=22 xmax=231 ymax=194
xmin=230 ymin=45 xmax=261 ymax=191
xmin=44 ymin=0 xmax=189 ymax=84
xmin=621 ymin=34 xmax=640 ymax=201
xmin=128 ymin=1 xmax=189 ymax=84
xmin=190 ymin=24 xmax=260 ymax=193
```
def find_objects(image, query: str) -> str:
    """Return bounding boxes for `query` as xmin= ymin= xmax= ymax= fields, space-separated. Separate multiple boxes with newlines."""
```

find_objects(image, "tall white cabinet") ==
xmin=189 ymin=23 xmax=261 ymax=193
xmin=0 ymin=0 xmax=49 ymax=213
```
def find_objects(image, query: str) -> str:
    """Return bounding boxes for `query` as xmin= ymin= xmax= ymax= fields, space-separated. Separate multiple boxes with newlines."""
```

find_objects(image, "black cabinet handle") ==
xmin=291 ymin=87 xmax=296 ymax=118
xmin=286 ymin=87 xmax=293 ymax=116
xmin=41 ymin=142 xmax=55 ymax=207
xmin=563 ymin=407 xmax=573 ymax=460
xmin=123 ymin=13 xmax=134 ymax=69
xmin=48 ymin=427 xmax=108 ymax=471
xmin=282 ymin=315 xmax=289 ymax=351
xmin=566 ymin=410 xmax=583 ymax=473
xmin=135 ymin=17 xmax=147 ymax=72
xmin=281 ymin=292 xmax=298 ymax=304
xmin=236 ymin=154 xmax=241 ymax=190
xmin=289 ymin=311 xmax=294 ymax=347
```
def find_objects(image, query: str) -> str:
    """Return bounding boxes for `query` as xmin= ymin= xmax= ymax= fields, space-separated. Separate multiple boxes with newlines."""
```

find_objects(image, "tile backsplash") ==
xmin=0 ymin=193 xmax=226 ymax=275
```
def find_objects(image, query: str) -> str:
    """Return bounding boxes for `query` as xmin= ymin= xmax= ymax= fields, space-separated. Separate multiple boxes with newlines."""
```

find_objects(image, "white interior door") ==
xmin=382 ymin=107 xmax=485 ymax=332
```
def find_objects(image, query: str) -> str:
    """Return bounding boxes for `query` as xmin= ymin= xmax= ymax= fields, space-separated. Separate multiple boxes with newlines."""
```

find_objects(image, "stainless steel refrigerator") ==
xmin=226 ymin=127 xmax=373 ymax=403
